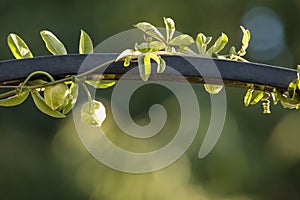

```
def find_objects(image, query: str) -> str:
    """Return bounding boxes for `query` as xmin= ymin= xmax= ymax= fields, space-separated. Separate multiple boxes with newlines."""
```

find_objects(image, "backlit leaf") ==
xmin=40 ymin=30 xmax=67 ymax=55
xmin=250 ymin=90 xmax=264 ymax=105
xmin=85 ymin=80 xmax=116 ymax=89
xmin=138 ymin=54 xmax=151 ymax=81
xmin=135 ymin=41 xmax=166 ymax=53
xmin=7 ymin=33 xmax=33 ymax=59
xmin=244 ymin=89 xmax=253 ymax=106
xmin=79 ymin=30 xmax=93 ymax=54
xmin=44 ymin=83 xmax=69 ymax=110
xmin=0 ymin=89 xmax=29 ymax=107
xmin=134 ymin=22 xmax=165 ymax=43
xmin=163 ymin=17 xmax=175 ymax=42
xmin=157 ymin=57 xmax=166 ymax=73
xmin=116 ymin=49 xmax=134 ymax=61
xmin=31 ymin=90 xmax=65 ymax=118
xmin=169 ymin=34 xmax=194 ymax=46
xmin=61 ymin=83 xmax=78 ymax=114
xmin=207 ymin=33 xmax=228 ymax=55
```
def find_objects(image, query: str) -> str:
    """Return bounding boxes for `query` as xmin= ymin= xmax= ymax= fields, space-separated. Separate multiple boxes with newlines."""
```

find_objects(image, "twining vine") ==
xmin=0 ymin=17 xmax=299 ymax=127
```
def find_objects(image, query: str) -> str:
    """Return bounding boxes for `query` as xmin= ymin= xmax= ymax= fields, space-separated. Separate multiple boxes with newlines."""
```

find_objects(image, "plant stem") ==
xmin=77 ymin=59 xmax=115 ymax=78
xmin=23 ymin=71 xmax=55 ymax=86
xmin=82 ymin=83 xmax=93 ymax=114
xmin=26 ymin=59 xmax=115 ymax=90
xmin=0 ymin=90 xmax=17 ymax=99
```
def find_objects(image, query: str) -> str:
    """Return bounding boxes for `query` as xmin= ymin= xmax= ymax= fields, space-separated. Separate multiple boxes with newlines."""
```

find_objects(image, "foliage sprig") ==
xmin=0 ymin=17 xmax=299 ymax=127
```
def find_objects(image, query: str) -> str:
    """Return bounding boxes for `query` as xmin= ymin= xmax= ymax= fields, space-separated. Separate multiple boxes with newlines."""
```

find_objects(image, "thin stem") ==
xmin=23 ymin=71 xmax=55 ymax=86
xmin=0 ymin=85 xmax=19 ymax=89
xmin=77 ymin=59 xmax=115 ymax=78
xmin=0 ymin=90 xmax=17 ymax=99
xmin=82 ymin=83 xmax=93 ymax=114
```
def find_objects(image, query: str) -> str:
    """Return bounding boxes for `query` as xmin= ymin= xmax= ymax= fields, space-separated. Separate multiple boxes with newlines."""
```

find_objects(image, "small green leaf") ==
xmin=44 ymin=83 xmax=69 ymax=110
xmin=229 ymin=46 xmax=236 ymax=55
xmin=207 ymin=33 xmax=228 ymax=55
xmin=138 ymin=54 xmax=151 ymax=81
xmin=288 ymin=79 xmax=299 ymax=98
xmin=40 ymin=30 xmax=67 ymax=55
xmin=116 ymin=49 xmax=134 ymax=61
xmin=163 ymin=17 xmax=175 ymax=42
xmin=85 ymin=80 xmax=116 ymax=89
xmin=31 ymin=90 xmax=65 ymax=118
xmin=79 ymin=30 xmax=93 ymax=54
xmin=61 ymin=83 xmax=78 ymax=114
xmin=7 ymin=33 xmax=33 ymax=59
xmin=135 ymin=41 xmax=166 ymax=53
xmin=196 ymin=33 xmax=207 ymax=54
xmin=157 ymin=57 xmax=166 ymax=73
xmin=147 ymin=53 xmax=160 ymax=64
xmin=250 ymin=90 xmax=264 ymax=105
xmin=241 ymin=26 xmax=251 ymax=50
xmin=238 ymin=26 xmax=251 ymax=56
xmin=204 ymin=84 xmax=223 ymax=95
xmin=271 ymin=92 xmax=279 ymax=105
xmin=169 ymin=34 xmax=194 ymax=46
xmin=244 ymin=89 xmax=254 ymax=106
xmin=0 ymin=89 xmax=29 ymax=107
xmin=134 ymin=22 xmax=165 ymax=43
xmin=81 ymin=100 xmax=106 ymax=127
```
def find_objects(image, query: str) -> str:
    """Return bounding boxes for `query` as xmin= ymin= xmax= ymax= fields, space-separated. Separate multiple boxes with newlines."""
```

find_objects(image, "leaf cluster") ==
xmin=0 ymin=30 xmax=112 ymax=126
xmin=117 ymin=18 xmax=250 ymax=94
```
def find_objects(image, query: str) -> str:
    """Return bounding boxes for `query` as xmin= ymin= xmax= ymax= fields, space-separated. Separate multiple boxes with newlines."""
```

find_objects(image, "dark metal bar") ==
xmin=0 ymin=53 xmax=296 ymax=91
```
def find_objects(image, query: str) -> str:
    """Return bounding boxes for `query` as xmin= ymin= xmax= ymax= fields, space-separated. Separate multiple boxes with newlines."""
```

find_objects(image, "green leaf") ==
xmin=134 ymin=22 xmax=165 ymax=43
xmin=244 ymin=89 xmax=253 ymax=106
xmin=229 ymin=46 xmax=236 ymax=55
xmin=250 ymin=90 xmax=264 ymax=105
xmin=31 ymin=90 xmax=65 ymax=118
xmin=7 ymin=33 xmax=33 ymax=59
xmin=204 ymin=84 xmax=223 ymax=94
xmin=271 ymin=92 xmax=279 ymax=105
xmin=196 ymin=33 xmax=207 ymax=54
xmin=85 ymin=80 xmax=116 ymax=89
xmin=0 ymin=89 xmax=29 ymax=107
xmin=207 ymin=33 xmax=228 ymax=55
xmin=138 ymin=54 xmax=151 ymax=81
xmin=238 ymin=26 xmax=251 ymax=56
xmin=40 ymin=30 xmax=67 ymax=55
xmin=288 ymin=79 xmax=299 ymax=98
xmin=79 ymin=30 xmax=93 ymax=54
xmin=61 ymin=83 xmax=78 ymax=114
xmin=116 ymin=49 xmax=134 ymax=61
xmin=44 ymin=83 xmax=69 ymax=110
xmin=157 ymin=57 xmax=166 ymax=73
xmin=241 ymin=26 xmax=251 ymax=50
xmin=147 ymin=53 xmax=160 ymax=64
xmin=163 ymin=17 xmax=175 ymax=42
xmin=81 ymin=100 xmax=106 ymax=127
xmin=196 ymin=33 xmax=212 ymax=55
xmin=169 ymin=34 xmax=194 ymax=46
xmin=135 ymin=41 xmax=166 ymax=53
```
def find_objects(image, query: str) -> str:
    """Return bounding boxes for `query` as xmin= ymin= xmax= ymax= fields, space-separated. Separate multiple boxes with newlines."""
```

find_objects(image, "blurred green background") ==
xmin=1 ymin=0 xmax=300 ymax=199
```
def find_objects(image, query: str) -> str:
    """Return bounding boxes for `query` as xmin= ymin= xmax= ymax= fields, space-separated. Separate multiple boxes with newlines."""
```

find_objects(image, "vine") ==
xmin=0 ymin=17 xmax=299 ymax=127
